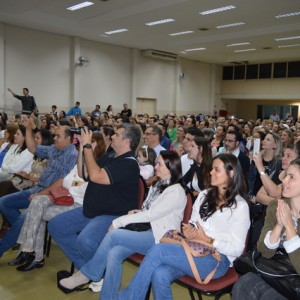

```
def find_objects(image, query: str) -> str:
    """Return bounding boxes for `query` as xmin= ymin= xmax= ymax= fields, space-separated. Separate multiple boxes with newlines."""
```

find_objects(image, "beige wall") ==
xmin=0 ymin=23 xmax=221 ymax=116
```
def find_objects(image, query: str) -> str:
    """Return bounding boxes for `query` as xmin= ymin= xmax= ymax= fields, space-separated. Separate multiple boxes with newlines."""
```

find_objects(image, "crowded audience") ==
xmin=0 ymin=103 xmax=299 ymax=300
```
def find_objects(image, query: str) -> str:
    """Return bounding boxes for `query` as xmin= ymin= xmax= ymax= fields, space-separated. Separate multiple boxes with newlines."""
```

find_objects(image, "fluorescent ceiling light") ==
xmin=216 ymin=22 xmax=245 ymax=29
xmin=67 ymin=1 xmax=94 ymax=11
xmin=278 ymin=44 xmax=300 ymax=48
xmin=275 ymin=11 xmax=300 ymax=18
xmin=234 ymin=48 xmax=256 ymax=52
xmin=226 ymin=42 xmax=250 ymax=47
xmin=185 ymin=48 xmax=206 ymax=52
xmin=105 ymin=29 xmax=128 ymax=35
xmin=275 ymin=36 xmax=300 ymax=41
xmin=169 ymin=31 xmax=194 ymax=36
xmin=199 ymin=5 xmax=236 ymax=15
xmin=145 ymin=18 xmax=175 ymax=26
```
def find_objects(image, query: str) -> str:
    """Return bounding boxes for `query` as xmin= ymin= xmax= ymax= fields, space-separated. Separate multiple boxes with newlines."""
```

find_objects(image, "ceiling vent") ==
xmin=141 ymin=49 xmax=178 ymax=61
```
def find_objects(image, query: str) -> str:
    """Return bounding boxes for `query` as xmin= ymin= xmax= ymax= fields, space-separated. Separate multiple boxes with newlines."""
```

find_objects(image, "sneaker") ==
xmin=59 ymin=271 xmax=90 ymax=290
xmin=89 ymin=279 xmax=104 ymax=292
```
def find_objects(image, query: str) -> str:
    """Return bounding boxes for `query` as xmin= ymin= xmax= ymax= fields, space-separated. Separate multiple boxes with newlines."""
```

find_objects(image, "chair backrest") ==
xmin=182 ymin=191 xmax=193 ymax=224
xmin=137 ymin=176 xmax=147 ymax=209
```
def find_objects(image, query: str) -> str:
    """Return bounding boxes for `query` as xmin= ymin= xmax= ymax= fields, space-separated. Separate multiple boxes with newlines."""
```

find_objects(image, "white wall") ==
xmin=0 ymin=24 xmax=223 ymax=117
xmin=3 ymin=25 xmax=70 ymax=114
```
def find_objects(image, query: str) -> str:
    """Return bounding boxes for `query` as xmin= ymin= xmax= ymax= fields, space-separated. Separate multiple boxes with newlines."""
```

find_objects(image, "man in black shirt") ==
xmin=120 ymin=103 xmax=132 ymax=119
xmin=7 ymin=88 xmax=37 ymax=114
xmin=48 ymin=123 xmax=141 ymax=269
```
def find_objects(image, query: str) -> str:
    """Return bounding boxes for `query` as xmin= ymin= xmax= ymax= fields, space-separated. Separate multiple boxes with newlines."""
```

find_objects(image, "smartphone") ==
xmin=253 ymin=138 xmax=260 ymax=154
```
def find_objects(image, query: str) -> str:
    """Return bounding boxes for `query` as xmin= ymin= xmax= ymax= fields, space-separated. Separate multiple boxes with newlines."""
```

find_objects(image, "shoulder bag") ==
xmin=160 ymin=229 xmax=221 ymax=284
xmin=233 ymin=249 xmax=300 ymax=299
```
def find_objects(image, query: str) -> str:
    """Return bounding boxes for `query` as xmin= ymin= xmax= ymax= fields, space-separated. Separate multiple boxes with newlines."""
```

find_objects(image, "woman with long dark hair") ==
xmin=118 ymin=154 xmax=250 ymax=300
xmin=59 ymin=150 xmax=187 ymax=298
xmin=183 ymin=136 xmax=213 ymax=199
xmin=0 ymin=125 xmax=33 ymax=181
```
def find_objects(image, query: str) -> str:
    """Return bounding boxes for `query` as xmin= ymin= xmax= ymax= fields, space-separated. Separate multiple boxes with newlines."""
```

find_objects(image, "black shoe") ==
xmin=12 ymin=243 xmax=20 ymax=252
xmin=8 ymin=251 xmax=35 ymax=266
xmin=16 ymin=259 xmax=45 ymax=272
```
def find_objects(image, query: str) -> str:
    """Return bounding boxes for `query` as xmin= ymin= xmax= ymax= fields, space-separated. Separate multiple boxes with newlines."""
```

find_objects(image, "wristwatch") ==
xmin=83 ymin=143 xmax=92 ymax=150
xmin=259 ymin=170 xmax=266 ymax=176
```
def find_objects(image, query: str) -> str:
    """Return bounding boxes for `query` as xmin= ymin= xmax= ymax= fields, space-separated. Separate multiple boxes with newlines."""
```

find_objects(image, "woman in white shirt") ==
xmin=0 ymin=125 xmax=33 ymax=181
xmin=118 ymin=153 xmax=250 ymax=300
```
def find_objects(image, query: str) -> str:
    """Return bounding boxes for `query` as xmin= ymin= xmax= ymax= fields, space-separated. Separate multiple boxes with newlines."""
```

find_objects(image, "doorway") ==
xmin=136 ymin=98 xmax=157 ymax=116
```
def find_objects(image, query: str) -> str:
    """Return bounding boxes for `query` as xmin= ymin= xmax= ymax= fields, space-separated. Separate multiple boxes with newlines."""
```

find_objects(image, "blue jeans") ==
xmin=48 ymin=207 xmax=118 ymax=269
xmin=80 ymin=229 xmax=155 ymax=300
xmin=118 ymin=243 xmax=230 ymax=300
xmin=0 ymin=210 xmax=27 ymax=257
xmin=0 ymin=188 xmax=35 ymax=224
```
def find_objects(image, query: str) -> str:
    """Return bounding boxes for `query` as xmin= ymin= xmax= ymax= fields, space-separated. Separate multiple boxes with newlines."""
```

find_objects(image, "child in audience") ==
xmin=137 ymin=146 xmax=156 ymax=180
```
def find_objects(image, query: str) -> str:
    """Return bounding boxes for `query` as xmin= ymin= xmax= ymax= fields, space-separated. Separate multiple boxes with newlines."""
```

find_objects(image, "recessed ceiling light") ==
xmin=226 ymin=42 xmax=251 ymax=47
xmin=145 ymin=19 xmax=175 ymax=26
xmin=216 ymin=22 xmax=245 ymax=29
xmin=169 ymin=31 xmax=194 ymax=36
xmin=275 ymin=36 xmax=300 ymax=41
xmin=104 ymin=29 xmax=128 ymax=35
xmin=199 ymin=5 xmax=236 ymax=15
xmin=234 ymin=48 xmax=256 ymax=52
xmin=67 ymin=1 xmax=94 ymax=11
xmin=185 ymin=48 xmax=206 ymax=52
xmin=275 ymin=11 xmax=300 ymax=18
xmin=278 ymin=44 xmax=300 ymax=48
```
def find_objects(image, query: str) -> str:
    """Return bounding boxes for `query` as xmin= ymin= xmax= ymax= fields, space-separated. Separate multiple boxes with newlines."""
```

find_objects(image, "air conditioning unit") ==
xmin=141 ymin=49 xmax=178 ymax=61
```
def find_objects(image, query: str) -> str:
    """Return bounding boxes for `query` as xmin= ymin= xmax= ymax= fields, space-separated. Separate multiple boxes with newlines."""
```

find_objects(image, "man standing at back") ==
xmin=48 ymin=123 xmax=141 ymax=269
xmin=7 ymin=88 xmax=37 ymax=114
xmin=120 ymin=103 xmax=132 ymax=120
xmin=67 ymin=101 xmax=82 ymax=116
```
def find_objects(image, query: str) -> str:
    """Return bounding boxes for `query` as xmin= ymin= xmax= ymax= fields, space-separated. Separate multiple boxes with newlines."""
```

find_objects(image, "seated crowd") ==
xmin=0 ymin=105 xmax=299 ymax=300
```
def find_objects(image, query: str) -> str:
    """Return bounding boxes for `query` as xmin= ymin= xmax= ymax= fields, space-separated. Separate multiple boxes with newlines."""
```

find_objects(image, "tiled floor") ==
xmin=0 ymin=242 xmax=231 ymax=300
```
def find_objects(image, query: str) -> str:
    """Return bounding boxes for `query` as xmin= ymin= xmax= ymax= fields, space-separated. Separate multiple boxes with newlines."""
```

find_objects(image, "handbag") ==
xmin=160 ymin=229 xmax=221 ymax=284
xmin=11 ymin=174 xmax=35 ymax=191
xmin=234 ymin=249 xmax=300 ymax=299
xmin=49 ymin=186 xmax=74 ymax=206
xmin=120 ymin=222 xmax=151 ymax=232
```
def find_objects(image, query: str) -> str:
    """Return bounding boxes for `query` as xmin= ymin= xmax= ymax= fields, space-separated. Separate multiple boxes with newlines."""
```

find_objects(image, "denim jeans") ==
xmin=0 ymin=188 xmax=35 ymax=224
xmin=118 ymin=243 xmax=230 ymax=300
xmin=80 ymin=229 xmax=155 ymax=300
xmin=0 ymin=210 xmax=27 ymax=257
xmin=48 ymin=207 xmax=118 ymax=269
xmin=232 ymin=272 xmax=288 ymax=300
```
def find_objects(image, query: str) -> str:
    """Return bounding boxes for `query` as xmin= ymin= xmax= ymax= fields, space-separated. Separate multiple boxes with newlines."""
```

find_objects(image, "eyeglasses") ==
xmin=223 ymin=139 xmax=236 ymax=143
